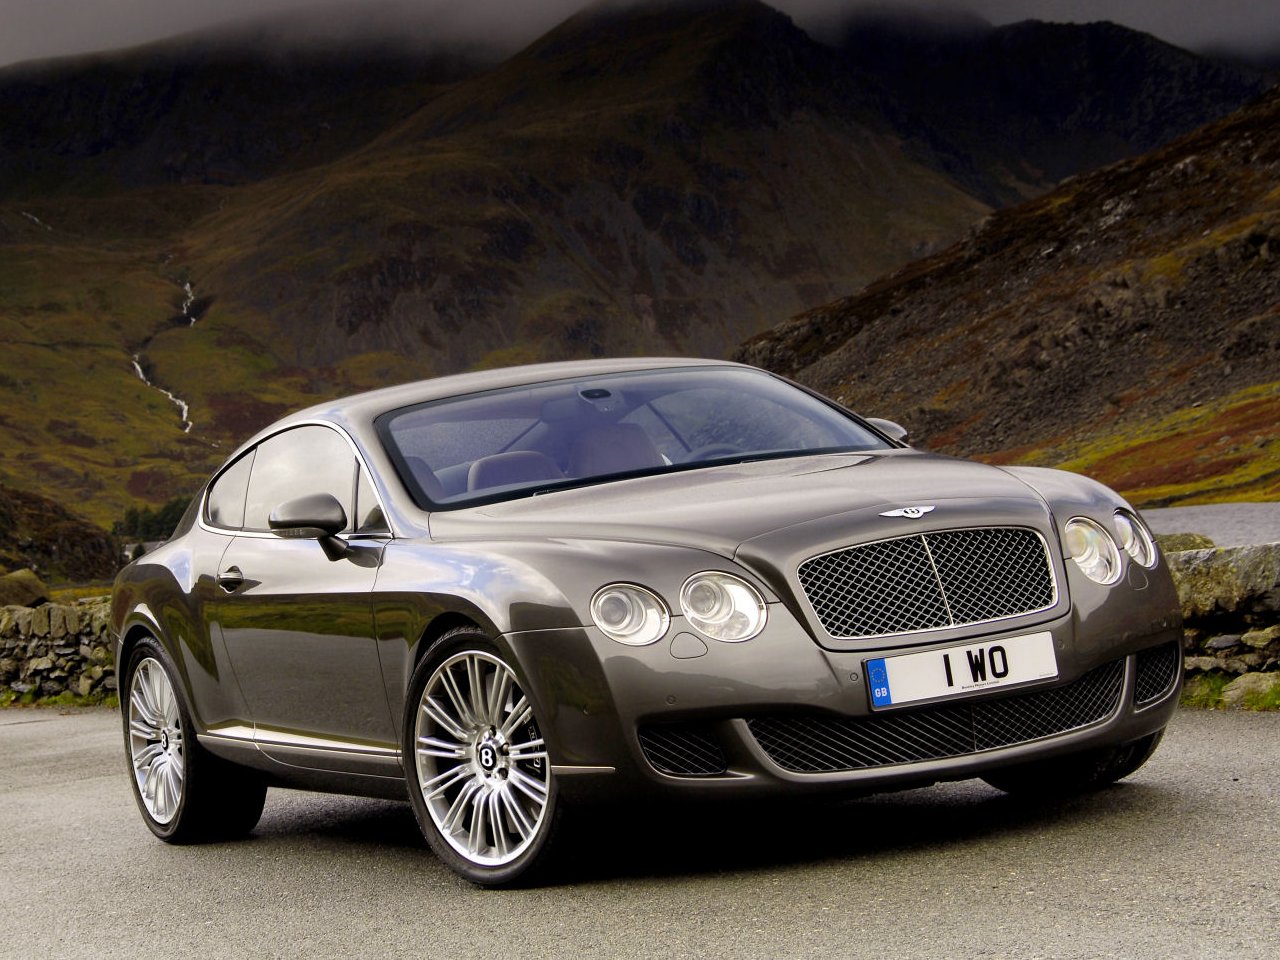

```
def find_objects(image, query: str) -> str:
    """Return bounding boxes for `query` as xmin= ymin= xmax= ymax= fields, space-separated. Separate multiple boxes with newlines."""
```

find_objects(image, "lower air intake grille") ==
xmin=638 ymin=723 xmax=727 ymax=777
xmin=1134 ymin=642 xmax=1181 ymax=705
xmin=747 ymin=658 xmax=1125 ymax=773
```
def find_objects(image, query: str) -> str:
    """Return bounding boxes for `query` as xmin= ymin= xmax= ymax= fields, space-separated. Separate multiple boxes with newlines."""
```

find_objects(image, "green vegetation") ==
xmin=0 ymin=689 xmax=119 ymax=709
xmin=1181 ymin=673 xmax=1280 ymax=711
xmin=1245 ymin=684 xmax=1280 ymax=711
xmin=1007 ymin=382 xmax=1280 ymax=508
xmin=1181 ymin=673 xmax=1234 ymax=709
xmin=112 ymin=497 xmax=190 ymax=541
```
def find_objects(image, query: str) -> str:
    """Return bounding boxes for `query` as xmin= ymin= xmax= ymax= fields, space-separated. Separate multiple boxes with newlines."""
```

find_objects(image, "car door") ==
xmin=211 ymin=424 xmax=396 ymax=758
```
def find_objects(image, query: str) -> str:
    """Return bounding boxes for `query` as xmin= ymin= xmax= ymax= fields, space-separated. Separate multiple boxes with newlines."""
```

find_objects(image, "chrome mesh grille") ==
xmin=747 ymin=658 xmax=1124 ymax=773
xmin=1134 ymin=642 xmax=1181 ymax=705
xmin=638 ymin=723 xmax=727 ymax=777
xmin=798 ymin=527 xmax=1056 ymax=639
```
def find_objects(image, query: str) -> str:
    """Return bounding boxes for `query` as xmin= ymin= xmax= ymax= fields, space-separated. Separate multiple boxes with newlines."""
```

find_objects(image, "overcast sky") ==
xmin=1 ymin=0 xmax=1278 ymax=69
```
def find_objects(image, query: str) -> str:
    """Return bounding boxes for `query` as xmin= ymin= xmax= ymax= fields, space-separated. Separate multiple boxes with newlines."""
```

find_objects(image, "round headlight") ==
xmin=590 ymin=584 xmax=669 ymax=645
xmin=679 ymin=572 xmax=767 ymax=642
xmin=1064 ymin=517 xmax=1122 ymax=585
xmin=1114 ymin=510 xmax=1157 ymax=568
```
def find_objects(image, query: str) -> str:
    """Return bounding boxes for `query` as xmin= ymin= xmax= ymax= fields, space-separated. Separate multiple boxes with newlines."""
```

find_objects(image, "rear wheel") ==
xmin=404 ymin=628 xmax=560 ymax=886
xmin=123 ymin=637 xmax=266 ymax=842
xmin=981 ymin=730 xmax=1165 ymax=796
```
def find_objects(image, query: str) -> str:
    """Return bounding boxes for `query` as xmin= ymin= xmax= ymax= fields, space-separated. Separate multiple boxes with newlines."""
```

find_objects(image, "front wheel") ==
xmin=404 ymin=629 xmax=561 ymax=886
xmin=981 ymin=730 xmax=1165 ymax=796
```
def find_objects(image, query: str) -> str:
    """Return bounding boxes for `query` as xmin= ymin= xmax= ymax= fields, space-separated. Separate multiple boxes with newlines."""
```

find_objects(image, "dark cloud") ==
xmin=1 ymin=0 xmax=1278 ymax=68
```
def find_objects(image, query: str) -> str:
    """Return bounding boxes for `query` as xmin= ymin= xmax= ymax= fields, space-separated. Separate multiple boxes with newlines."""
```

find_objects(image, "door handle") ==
xmin=216 ymin=566 xmax=245 ymax=591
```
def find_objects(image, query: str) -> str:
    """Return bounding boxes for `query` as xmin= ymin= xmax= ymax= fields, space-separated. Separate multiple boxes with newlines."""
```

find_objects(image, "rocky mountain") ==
xmin=179 ymin=0 xmax=992 ymax=374
xmin=833 ymin=9 xmax=1270 ymax=205
xmin=0 ymin=0 xmax=1271 ymax=534
xmin=737 ymin=86 xmax=1280 ymax=508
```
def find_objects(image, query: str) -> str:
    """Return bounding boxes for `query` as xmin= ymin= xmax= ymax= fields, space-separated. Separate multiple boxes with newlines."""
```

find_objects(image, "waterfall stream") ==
xmin=130 ymin=354 xmax=193 ymax=433
xmin=20 ymin=211 xmax=53 ymax=231
xmin=127 ymin=277 xmax=200 ymax=433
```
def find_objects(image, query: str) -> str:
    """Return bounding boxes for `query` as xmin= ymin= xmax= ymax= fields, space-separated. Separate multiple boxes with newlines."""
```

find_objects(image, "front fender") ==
xmin=371 ymin=536 xmax=767 ymax=730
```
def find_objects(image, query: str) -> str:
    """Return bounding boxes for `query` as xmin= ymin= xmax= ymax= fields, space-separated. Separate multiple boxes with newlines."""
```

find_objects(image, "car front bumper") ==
xmin=505 ymin=590 xmax=1183 ymax=802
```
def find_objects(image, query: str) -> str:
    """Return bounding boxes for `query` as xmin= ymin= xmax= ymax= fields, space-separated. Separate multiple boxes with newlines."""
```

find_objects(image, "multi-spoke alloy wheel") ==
xmin=408 ymin=635 xmax=559 ymax=884
xmin=128 ymin=656 xmax=185 ymax=824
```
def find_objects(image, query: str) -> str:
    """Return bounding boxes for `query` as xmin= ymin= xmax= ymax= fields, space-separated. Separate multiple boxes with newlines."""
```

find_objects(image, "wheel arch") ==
xmin=412 ymin=611 xmax=486 ymax=671
xmin=116 ymin=607 xmax=168 ymax=676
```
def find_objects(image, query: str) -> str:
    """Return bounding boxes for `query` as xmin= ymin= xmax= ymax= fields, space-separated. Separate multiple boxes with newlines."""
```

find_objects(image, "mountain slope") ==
xmin=176 ymin=0 xmax=985 ymax=371
xmin=736 ymin=86 xmax=1280 ymax=506
xmin=0 ymin=0 xmax=1271 ymax=531
xmin=0 ymin=481 xmax=119 ymax=582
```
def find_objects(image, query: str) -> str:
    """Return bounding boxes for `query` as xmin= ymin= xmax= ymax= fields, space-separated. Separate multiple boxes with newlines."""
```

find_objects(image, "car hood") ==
xmin=429 ymin=450 xmax=1047 ymax=556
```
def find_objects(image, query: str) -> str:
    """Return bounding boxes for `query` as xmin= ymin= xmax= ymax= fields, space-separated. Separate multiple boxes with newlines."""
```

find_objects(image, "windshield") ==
xmin=377 ymin=366 xmax=893 ymax=509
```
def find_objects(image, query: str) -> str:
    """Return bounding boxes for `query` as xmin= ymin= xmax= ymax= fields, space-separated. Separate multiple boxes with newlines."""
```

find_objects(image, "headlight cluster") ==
xmin=680 ymin=572 xmax=767 ymax=642
xmin=590 ymin=572 xmax=767 ymax=646
xmin=589 ymin=585 xmax=669 ymax=645
xmin=1064 ymin=511 xmax=1158 ymax=584
xmin=1114 ymin=510 xmax=1157 ymax=568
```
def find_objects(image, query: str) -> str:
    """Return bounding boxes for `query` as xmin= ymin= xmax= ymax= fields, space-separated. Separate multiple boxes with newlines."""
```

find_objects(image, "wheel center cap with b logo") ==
xmin=475 ymin=733 xmax=506 ymax=775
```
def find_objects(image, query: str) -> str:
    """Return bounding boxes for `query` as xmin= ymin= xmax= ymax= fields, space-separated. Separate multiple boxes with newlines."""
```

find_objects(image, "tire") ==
xmin=981 ymin=730 xmax=1165 ymax=797
xmin=122 ymin=636 xmax=267 ymax=843
xmin=404 ymin=627 xmax=561 ymax=886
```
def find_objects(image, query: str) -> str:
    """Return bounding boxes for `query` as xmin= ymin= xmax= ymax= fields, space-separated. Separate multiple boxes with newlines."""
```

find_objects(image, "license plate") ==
xmin=865 ymin=631 xmax=1058 ymax=709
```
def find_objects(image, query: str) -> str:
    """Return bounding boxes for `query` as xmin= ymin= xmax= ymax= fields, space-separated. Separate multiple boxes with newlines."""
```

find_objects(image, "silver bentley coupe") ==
xmin=112 ymin=358 xmax=1182 ymax=885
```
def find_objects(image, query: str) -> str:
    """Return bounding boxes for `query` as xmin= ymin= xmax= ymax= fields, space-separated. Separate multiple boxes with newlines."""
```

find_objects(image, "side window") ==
xmin=205 ymin=450 xmax=255 ymax=529
xmin=243 ymin=426 xmax=356 ymax=532
xmin=355 ymin=466 xmax=389 ymax=533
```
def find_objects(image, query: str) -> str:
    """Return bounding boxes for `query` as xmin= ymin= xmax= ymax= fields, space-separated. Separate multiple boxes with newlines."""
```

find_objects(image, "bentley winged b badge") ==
xmin=880 ymin=505 xmax=936 ymax=519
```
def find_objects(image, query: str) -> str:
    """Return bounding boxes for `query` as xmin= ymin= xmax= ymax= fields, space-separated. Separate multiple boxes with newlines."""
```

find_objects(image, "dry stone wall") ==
xmin=0 ymin=598 xmax=115 ymax=702
xmin=1166 ymin=542 xmax=1280 ymax=708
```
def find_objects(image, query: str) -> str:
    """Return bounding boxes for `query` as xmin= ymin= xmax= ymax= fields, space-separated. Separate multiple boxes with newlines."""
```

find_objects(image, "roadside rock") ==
xmin=1155 ymin=533 xmax=1215 ymax=553
xmin=1242 ymin=625 xmax=1280 ymax=648
xmin=1165 ymin=543 xmax=1280 ymax=619
xmin=1221 ymin=672 xmax=1280 ymax=709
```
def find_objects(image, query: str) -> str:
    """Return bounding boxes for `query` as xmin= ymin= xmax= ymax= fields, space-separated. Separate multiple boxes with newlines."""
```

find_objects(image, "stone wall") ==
xmin=0 ymin=598 xmax=115 ymax=703
xmin=1166 ymin=542 xmax=1280 ymax=708
xmin=1 ymin=543 xmax=1278 ymax=708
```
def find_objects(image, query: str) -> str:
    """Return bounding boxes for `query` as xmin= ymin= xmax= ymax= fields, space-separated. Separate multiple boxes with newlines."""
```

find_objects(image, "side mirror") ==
xmin=866 ymin=417 xmax=910 ymax=444
xmin=269 ymin=493 xmax=349 ymax=558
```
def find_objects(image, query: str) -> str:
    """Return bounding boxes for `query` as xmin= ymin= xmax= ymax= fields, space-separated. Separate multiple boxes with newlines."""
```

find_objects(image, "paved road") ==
xmin=1141 ymin=502 xmax=1280 ymax=547
xmin=1 ymin=709 xmax=1276 ymax=960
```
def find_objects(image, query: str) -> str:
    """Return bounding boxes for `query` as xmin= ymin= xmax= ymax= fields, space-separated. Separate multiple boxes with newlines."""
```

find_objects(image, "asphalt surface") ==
xmin=1 ymin=708 xmax=1276 ymax=960
xmin=1140 ymin=502 xmax=1280 ymax=547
